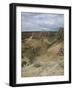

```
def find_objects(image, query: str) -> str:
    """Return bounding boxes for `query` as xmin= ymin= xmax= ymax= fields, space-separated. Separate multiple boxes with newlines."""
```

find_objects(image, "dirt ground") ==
xmin=21 ymin=41 xmax=64 ymax=77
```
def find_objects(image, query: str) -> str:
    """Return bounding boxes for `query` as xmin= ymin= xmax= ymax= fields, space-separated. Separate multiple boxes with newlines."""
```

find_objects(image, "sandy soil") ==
xmin=21 ymin=42 xmax=64 ymax=77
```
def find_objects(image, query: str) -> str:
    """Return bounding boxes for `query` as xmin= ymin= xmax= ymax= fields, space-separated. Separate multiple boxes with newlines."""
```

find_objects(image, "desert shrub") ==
xmin=28 ymin=52 xmax=35 ymax=64
xmin=48 ymin=33 xmax=56 ymax=42
xmin=24 ymin=48 xmax=40 ymax=63
xmin=22 ymin=54 xmax=24 ymax=58
xmin=59 ymin=63 xmax=64 ymax=68
xmin=33 ymin=47 xmax=40 ymax=56
xmin=58 ymin=48 xmax=64 ymax=56
xmin=28 ymin=48 xmax=40 ymax=64
xmin=22 ymin=32 xmax=32 ymax=40
xmin=21 ymin=61 xmax=27 ymax=67
xmin=22 ymin=47 xmax=29 ymax=58
xmin=22 ymin=47 xmax=39 ymax=64
xmin=47 ymin=39 xmax=56 ymax=48
xmin=34 ymin=63 xmax=41 ymax=68
xmin=56 ymin=27 xmax=64 ymax=41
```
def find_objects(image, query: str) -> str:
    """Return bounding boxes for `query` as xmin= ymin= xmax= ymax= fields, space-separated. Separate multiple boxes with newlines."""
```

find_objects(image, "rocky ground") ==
xmin=21 ymin=37 xmax=64 ymax=77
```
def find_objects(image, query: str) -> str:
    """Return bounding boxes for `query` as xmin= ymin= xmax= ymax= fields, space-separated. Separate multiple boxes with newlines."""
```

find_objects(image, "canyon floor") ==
xmin=21 ymin=34 xmax=64 ymax=77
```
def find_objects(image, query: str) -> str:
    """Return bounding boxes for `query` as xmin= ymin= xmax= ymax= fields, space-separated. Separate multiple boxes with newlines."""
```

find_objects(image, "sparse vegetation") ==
xmin=21 ymin=28 xmax=64 ymax=77
xmin=56 ymin=27 xmax=64 ymax=41
xmin=34 ymin=63 xmax=41 ymax=68
xmin=22 ymin=61 xmax=27 ymax=67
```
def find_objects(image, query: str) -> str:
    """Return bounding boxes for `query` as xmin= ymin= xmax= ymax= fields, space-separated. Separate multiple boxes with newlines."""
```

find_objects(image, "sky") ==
xmin=21 ymin=12 xmax=64 ymax=32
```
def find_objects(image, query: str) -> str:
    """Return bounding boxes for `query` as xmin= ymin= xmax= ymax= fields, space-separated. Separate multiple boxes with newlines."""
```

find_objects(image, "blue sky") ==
xmin=21 ymin=12 xmax=64 ymax=32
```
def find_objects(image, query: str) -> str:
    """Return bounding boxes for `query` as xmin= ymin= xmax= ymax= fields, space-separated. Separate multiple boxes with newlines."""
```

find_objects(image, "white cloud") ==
xmin=21 ymin=12 xmax=64 ymax=32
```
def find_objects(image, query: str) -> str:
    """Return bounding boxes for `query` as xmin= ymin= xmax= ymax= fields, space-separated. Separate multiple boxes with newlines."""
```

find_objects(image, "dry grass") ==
xmin=21 ymin=32 xmax=64 ymax=77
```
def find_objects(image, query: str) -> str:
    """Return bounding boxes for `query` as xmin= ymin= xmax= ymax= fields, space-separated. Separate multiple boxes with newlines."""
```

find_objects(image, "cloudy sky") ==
xmin=21 ymin=12 xmax=64 ymax=32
